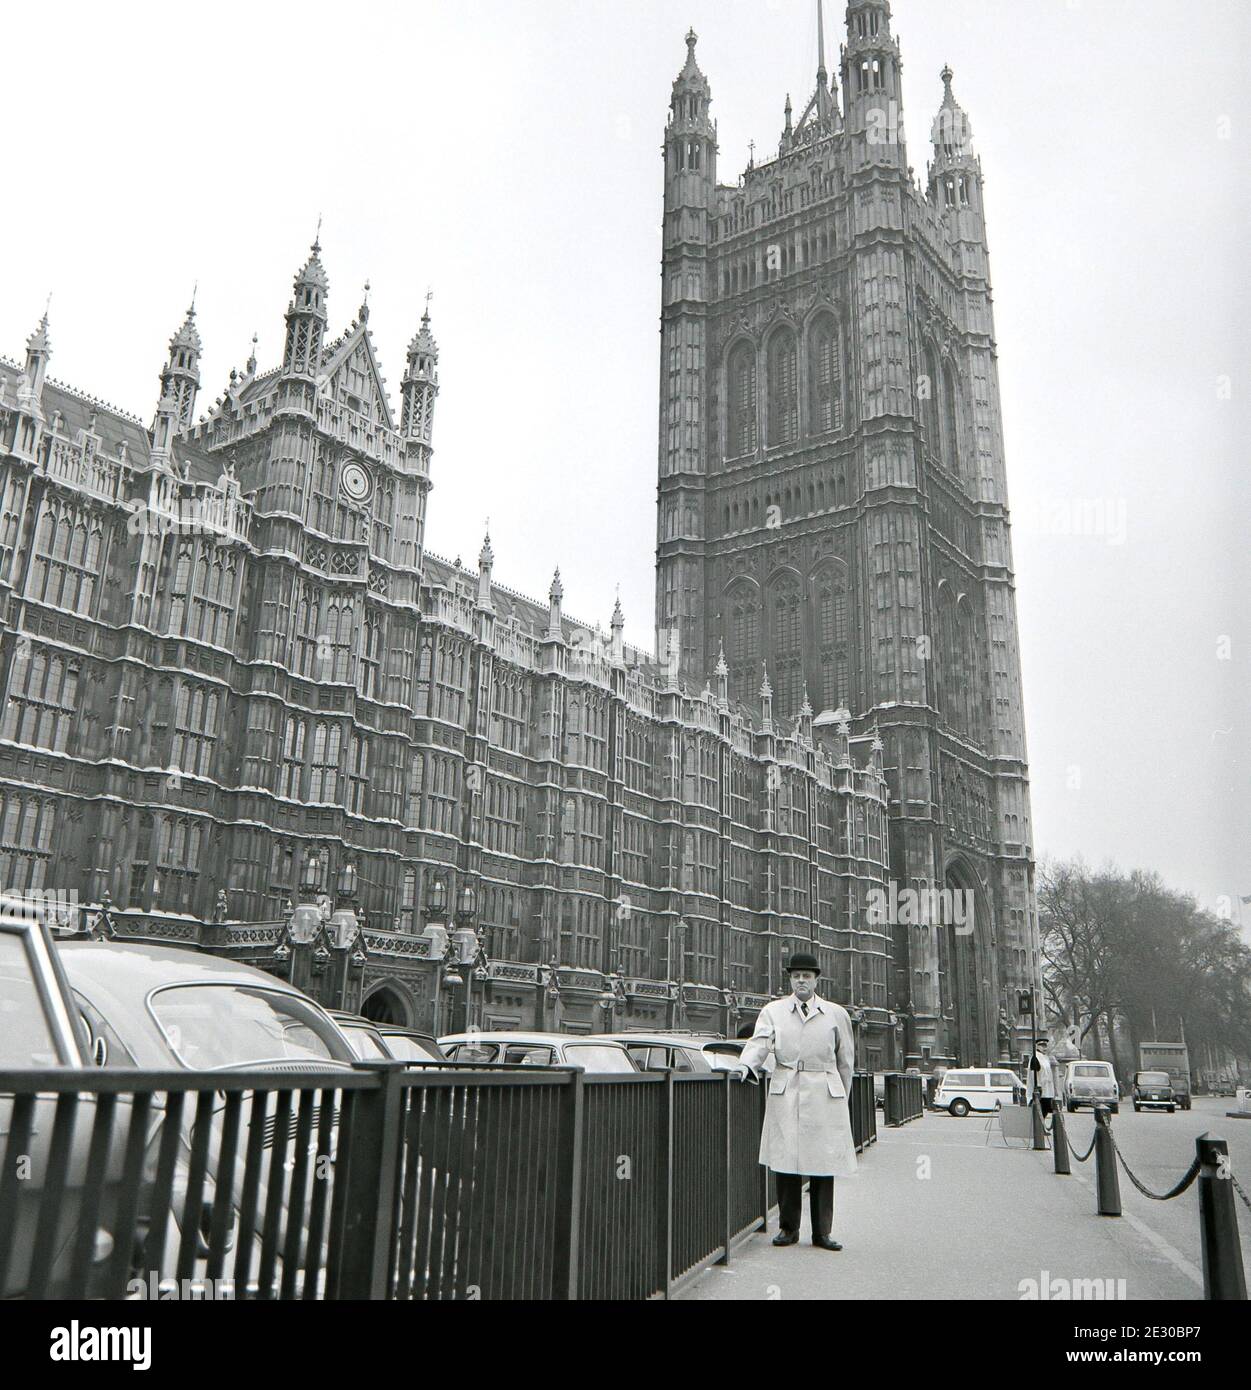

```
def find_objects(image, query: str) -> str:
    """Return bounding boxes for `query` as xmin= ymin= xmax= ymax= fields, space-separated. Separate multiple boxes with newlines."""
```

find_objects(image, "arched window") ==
xmin=726 ymin=341 xmax=758 ymax=459
xmin=770 ymin=573 xmax=803 ymax=716
xmin=809 ymin=314 xmax=843 ymax=435
xmin=942 ymin=362 xmax=960 ymax=475
xmin=814 ymin=565 xmax=851 ymax=711
xmin=922 ymin=344 xmax=942 ymax=456
xmin=767 ymin=329 xmax=798 ymax=447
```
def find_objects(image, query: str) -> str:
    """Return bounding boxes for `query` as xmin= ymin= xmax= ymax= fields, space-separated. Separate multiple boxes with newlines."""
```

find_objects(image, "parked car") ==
xmin=0 ymin=903 xmax=118 ymax=1296
xmin=1132 ymin=1070 xmax=1176 ymax=1113
xmin=58 ymin=941 xmax=358 ymax=1293
xmin=1065 ymin=1060 xmax=1120 ymax=1114
xmin=933 ymin=1067 xmax=1025 ymax=1117
xmin=438 ymin=1031 xmax=637 ymax=1072
xmin=591 ymin=1032 xmax=716 ymax=1072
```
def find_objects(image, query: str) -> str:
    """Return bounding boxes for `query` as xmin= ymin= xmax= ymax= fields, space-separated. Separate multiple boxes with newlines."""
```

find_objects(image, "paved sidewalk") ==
xmin=683 ymin=1111 xmax=1204 ymax=1300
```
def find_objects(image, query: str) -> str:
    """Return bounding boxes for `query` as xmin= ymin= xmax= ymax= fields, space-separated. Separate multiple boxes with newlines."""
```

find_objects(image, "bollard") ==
xmin=1093 ymin=1105 xmax=1121 ymax=1216
xmin=1052 ymin=1105 xmax=1071 ymax=1175
xmin=1196 ymin=1134 xmax=1248 ymax=1300
xmin=1031 ymin=1094 xmax=1047 ymax=1151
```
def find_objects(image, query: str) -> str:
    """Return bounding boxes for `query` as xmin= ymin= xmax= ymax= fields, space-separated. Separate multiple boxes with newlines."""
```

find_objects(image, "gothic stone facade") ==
xmin=0 ymin=242 xmax=902 ymax=1057
xmin=654 ymin=4 xmax=1041 ymax=1066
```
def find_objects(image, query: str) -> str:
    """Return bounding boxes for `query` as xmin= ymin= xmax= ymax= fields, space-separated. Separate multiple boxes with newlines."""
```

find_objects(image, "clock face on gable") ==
xmin=339 ymin=460 xmax=373 ymax=505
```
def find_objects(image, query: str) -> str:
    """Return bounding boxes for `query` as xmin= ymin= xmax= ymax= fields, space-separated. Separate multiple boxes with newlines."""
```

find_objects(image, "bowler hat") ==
xmin=784 ymin=952 xmax=820 ymax=976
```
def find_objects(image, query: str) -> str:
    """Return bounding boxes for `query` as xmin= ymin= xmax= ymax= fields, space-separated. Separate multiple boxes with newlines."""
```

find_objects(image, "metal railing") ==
xmin=883 ymin=1073 xmax=925 ymax=1127
xmin=0 ymin=1064 xmax=880 ymax=1301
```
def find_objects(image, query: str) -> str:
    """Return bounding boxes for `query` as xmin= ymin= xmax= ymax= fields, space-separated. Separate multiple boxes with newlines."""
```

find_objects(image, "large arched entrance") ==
xmin=937 ymin=857 xmax=994 ymax=1065
xmin=360 ymin=983 xmax=412 ymax=1027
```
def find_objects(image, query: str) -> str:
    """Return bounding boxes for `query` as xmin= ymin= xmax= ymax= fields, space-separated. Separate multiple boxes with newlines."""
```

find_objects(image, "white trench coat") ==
xmin=740 ymin=993 xmax=858 ymax=1177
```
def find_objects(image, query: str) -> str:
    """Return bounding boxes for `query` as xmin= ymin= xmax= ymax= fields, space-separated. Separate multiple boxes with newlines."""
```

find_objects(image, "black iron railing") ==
xmin=0 ymin=1064 xmax=880 ymax=1301
xmin=883 ymin=1073 xmax=925 ymax=1127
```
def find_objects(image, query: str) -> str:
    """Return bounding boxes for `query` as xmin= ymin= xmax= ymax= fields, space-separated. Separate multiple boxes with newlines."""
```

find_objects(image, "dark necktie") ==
xmin=801 ymin=1002 xmax=809 ymax=1018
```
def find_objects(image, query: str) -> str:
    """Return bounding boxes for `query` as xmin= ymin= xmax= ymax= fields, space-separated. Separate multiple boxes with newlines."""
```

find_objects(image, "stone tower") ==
xmin=653 ymin=2 xmax=1040 ymax=1067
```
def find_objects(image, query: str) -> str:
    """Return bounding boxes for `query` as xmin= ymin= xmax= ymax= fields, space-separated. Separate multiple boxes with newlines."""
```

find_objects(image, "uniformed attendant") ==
xmin=1027 ymin=1036 xmax=1060 ymax=1115
xmin=732 ymin=953 xmax=856 ymax=1250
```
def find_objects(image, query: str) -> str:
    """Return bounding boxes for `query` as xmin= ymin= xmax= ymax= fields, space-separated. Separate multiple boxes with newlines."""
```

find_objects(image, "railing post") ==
xmin=550 ymin=1068 xmax=584 ymax=1299
xmin=331 ymin=1062 xmax=406 ymax=1299
xmin=1093 ymin=1104 xmax=1121 ymax=1217
xmin=1052 ymin=1104 xmax=1071 ymax=1175
xmin=1196 ymin=1134 xmax=1247 ymax=1300
xmin=1031 ymin=1094 xmax=1048 ymax=1151
xmin=718 ymin=1071 xmax=732 ymax=1265
xmin=658 ymin=1070 xmax=674 ymax=1298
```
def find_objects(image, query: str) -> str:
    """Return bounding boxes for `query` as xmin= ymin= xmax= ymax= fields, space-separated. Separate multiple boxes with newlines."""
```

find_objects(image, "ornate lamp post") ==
xmin=449 ymin=881 xmax=481 ymax=1033
xmin=421 ymin=871 xmax=452 ymax=1035
xmin=328 ymin=861 xmax=363 ymax=1012
xmin=598 ymin=961 xmax=626 ymax=1029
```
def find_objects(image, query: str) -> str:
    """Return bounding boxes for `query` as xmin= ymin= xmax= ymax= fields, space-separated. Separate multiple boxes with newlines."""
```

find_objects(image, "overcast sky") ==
xmin=2 ymin=0 xmax=1247 ymax=922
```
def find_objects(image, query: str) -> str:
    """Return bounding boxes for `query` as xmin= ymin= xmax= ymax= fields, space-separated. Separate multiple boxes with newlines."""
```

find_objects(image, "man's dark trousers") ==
xmin=776 ymin=1173 xmax=833 ymax=1238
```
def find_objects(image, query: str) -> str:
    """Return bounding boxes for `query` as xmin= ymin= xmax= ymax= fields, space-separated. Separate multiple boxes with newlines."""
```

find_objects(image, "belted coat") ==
xmin=739 ymin=993 xmax=858 ymax=1177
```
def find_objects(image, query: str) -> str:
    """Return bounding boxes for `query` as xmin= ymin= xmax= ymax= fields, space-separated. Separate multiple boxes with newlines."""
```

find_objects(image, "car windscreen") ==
xmin=0 ymin=931 xmax=61 ymax=1066
xmin=1138 ymin=1071 xmax=1170 ymax=1086
xmin=149 ymin=984 xmax=346 ymax=1068
xmin=345 ymin=1026 xmax=390 ymax=1060
xmin=564 ymin=1044 xmax=635 ymax=1073
xmin=1072 ymin=1064 xmax=1111 ymax=1077
xmin=383 ymin=1034 xmax=442 ymax=1061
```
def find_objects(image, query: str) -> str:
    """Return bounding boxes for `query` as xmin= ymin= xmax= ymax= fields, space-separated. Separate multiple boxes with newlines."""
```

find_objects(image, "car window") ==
xmin=505 ymin=1045 xmax=554 ymax=1065
xmin=942 ymin=1072 xmax=981 ymax=1087
xmin=148 ymin=984 xmax=345 ymax=1068
xmin=1072 ymin=1064 xmax=1111 ymax=1077
xmin=0 ymin=930 xmax=60 ymax=1067
xmin=563 ymin=1044 xmax=635 ymax=1073
xmin=989 ymin=1073 xmax=1019 ymax=1088
xmin=450 ymin=1043 xmax=497 ymax=1062
xmin=73 ymin=992 xmax=138 ymax=1068
xmin=671 ymin=1048 xmax=697 ymax=1072
xmin=1138 ymin=1071 xmax=1170 ymax=1086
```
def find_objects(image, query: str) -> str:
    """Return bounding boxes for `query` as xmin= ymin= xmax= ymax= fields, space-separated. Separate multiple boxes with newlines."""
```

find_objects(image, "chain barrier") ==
xmin=1066 ymin=1119 xmax=1098 ymax=1164
xmin=1106 ymin=1129 xmax=1202 ymax=1200
xmin=1231 ymin=1170 xmax=1251 ymax=1213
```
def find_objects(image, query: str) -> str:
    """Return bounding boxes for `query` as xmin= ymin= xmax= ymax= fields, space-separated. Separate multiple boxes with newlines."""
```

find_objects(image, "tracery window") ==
xmin=809 ymin=314 xmax=844 ymax=435
xmin=726 ymin=341 xmax=758 ymax=459
xmin=767 ymin=330 xmax=799 ymax=447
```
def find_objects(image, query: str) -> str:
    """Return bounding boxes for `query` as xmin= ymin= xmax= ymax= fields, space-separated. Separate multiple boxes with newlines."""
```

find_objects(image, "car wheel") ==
xmin=949 ymin=1098 xmax=970 ymax=1118
xmin=1066 ymin=1100 xmax=1076 ymax=1113
xmin=1110 ymin=1105 xmax=1119 ymax=1115
xmin=1168 ymin=1105 xmax=1175 ymax=1113
xmin=1134 ymin=1103 xmax=1141 ymax=1112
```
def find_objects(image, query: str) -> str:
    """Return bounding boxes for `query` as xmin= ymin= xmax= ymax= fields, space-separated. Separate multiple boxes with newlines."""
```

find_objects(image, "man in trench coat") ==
xmin=733 ymin=952 xmax=856 ymax=1249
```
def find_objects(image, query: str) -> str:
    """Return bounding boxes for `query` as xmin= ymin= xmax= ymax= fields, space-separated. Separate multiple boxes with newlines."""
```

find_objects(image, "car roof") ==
xmin=439 ymin=1032 xmax=627 ymax=1047
xmin=592 ymin=1033 xmax=721 ymax=1047
xmin=58 ymin=940 xmax=350 ymax=1067
xmin=59 ymin=940 xmax=311 ymax=993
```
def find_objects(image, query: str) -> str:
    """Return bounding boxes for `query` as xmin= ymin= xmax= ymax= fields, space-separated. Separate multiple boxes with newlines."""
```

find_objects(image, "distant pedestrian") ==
xmin=1028 ymin=1036 xmax=1060 ymax=1115
xmin=732 ymin=953 xmax=856 ymax=1250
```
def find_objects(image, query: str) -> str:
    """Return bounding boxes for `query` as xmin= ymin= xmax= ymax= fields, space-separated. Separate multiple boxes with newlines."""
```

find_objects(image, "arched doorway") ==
xmin=937 ymin=857 xmax=994 ymax=1065
xmin=360 ymin=983 xmax=412 ymax=1027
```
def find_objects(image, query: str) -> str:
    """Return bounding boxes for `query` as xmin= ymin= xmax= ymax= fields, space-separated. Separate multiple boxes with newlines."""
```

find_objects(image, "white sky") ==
xmin=2 ymin=0 xmax=1247 ymax=920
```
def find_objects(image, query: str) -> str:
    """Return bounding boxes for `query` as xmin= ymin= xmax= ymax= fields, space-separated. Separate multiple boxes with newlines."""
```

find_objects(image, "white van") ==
xmin=934 ymin=1068 xmax=1024 ymax=1117
xmin=1065 ymin=1060 xmax=1119 ymax=1114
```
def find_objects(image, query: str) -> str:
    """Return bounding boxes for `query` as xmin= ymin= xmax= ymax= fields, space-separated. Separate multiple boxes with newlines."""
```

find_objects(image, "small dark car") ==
xmin=1132 ymin=1070 xmax=1176 ymax=1113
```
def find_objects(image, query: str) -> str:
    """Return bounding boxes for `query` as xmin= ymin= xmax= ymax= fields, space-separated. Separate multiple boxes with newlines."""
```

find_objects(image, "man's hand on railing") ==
xmin=730 ymin=1062 xmax=756 ymax=1083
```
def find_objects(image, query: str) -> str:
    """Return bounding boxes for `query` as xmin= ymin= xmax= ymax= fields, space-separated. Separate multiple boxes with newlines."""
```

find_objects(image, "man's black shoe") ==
xmin=772 ymin=1229 xmax=800 ymax=1247
xmin=812 ymin=1235 xmax=843 ymax=1251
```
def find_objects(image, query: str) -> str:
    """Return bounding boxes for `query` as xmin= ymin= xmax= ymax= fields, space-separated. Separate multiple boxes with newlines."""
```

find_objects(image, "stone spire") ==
xmin=282 ymin=232 xmax=329 ymax=378
xmin=547 ymin=568 xmax=564 ymax=639
xmin=477 ymin=528 xmax=494 ymax=610
xmin=20 ymin=305 xmax=52 ymax=407
xmin=401 ymin=296 xmax=439 ymax=462
xmin=157 ymin=298 xmax=202 ymax=432
xmin=715 ymin=641 xmax=729 ymax=705
xmin=760 ymin=663 xmax=774 ymax=732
